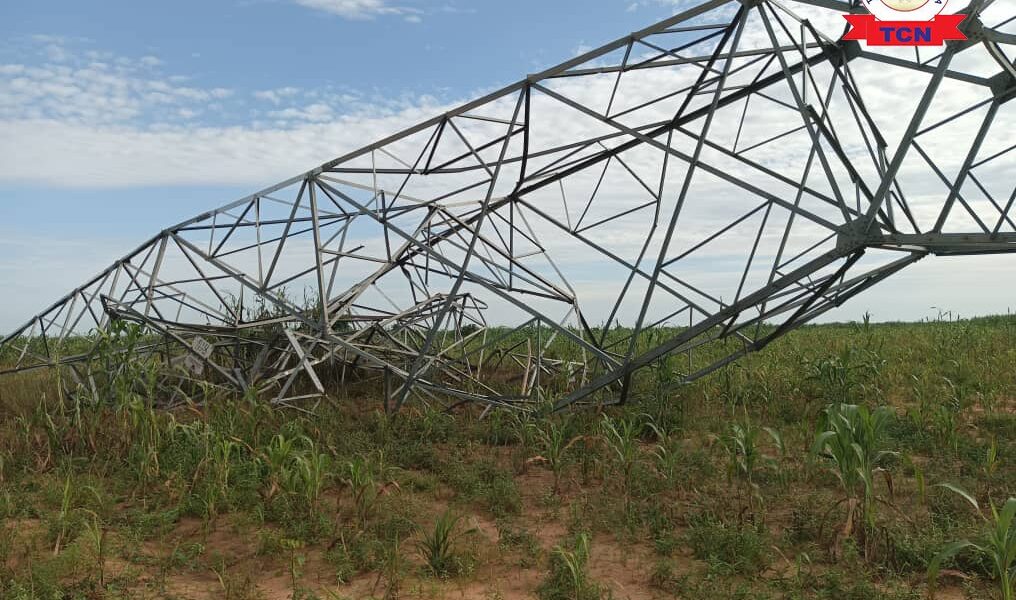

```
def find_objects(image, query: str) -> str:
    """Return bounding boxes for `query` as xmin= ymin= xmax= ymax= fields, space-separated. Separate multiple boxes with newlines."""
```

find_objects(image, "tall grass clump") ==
xmin=532 ymin=418 xmax=583 ymax=495
xmin=343 ymin=451 xmax=393 ymax=529
xmin=812 ymin=403 xmax=896 ymax=556
xmin=600 ymin=415 xmax=641 ymax=511
xmin=538 ymin=532 xmax=601 ymax=600
xmin=928 ymin=485 xmax=1015 ymax=600
xmin=416 ymin=509 xmax=476 ymax=578
xmin=686 ymin=513 xmax=770 ymax=575
xmin=723 ymin=418 xmax=783 ymax=511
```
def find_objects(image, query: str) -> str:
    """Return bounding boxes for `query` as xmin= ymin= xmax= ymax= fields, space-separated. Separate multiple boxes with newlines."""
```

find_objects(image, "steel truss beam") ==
xmin=1 ymin=0 xmax=1014 ymax=413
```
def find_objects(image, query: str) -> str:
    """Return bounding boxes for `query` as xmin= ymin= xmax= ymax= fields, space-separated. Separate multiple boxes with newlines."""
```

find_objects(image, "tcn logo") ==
xmin=843 ymin=0 xmax=967 ymax=46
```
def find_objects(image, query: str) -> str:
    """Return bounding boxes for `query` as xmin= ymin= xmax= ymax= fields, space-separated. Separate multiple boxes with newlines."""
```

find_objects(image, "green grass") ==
xmin=0 ymin=314 xmax=1013 ymax=598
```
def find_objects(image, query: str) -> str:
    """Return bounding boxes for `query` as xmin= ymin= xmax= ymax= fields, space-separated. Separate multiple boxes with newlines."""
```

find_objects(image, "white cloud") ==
xmin=0 ymin=108 xmax=445 ymax=188
xmin=0 ymin=36 xmax=440 ymax=135
xmin=267 ymin=102 xmax=336 ymax=123
xmin=0 ymin=40 xmax=236 ymax=125
xmin=254 ymin=86 xmax=301 ymax=104
xmin=0 ymin=36 xmax=456 ymax=186
xmin=289 ymin=0 xmax=420 ymax=19
xmin=626 ymin=0 xmax=696 ymax=11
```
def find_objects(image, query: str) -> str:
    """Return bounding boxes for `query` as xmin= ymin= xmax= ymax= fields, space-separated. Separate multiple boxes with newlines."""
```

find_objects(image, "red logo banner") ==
xmin=843 ymin=14 xmax=967 ymax=46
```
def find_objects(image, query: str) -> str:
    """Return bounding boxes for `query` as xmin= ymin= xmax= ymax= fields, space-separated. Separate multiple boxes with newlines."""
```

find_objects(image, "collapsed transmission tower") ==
xmin=1 ymin=0 xmax=1014 ymax=412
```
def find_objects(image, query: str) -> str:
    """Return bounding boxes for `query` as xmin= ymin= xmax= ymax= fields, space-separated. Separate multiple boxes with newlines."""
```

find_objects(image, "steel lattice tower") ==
xmin=2 ymin=0 xmax=1014 ymax=412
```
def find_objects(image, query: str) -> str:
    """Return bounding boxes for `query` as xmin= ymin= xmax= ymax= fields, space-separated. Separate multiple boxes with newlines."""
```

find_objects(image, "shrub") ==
xmin=928 ymin=485 xmax=1015 ymax=600
xmin=686 ymin=514 xmax=769 ymax=575
xmin=416 ymin=510 xmax=476 ymax=578
xmin=538 ymin=532 xmax=601 ymax=600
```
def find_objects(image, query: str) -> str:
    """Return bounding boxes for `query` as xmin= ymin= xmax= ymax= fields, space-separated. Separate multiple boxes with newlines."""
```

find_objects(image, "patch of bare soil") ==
xmin=587 ymin=537 xmax=660 ymax=600
xmin=931 ymin=586 xmax=968 ymax=600
xmin=3 ymin=518 xmax=44 ymax=571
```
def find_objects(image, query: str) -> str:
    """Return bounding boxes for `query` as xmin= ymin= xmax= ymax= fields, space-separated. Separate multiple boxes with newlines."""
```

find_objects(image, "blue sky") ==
xmin=1 ymin=0 xmax=668 ymax=95
xmin=0 ymin=0 xmax=1013 ymax=333
xmin=0 ymin=0 xmax=684 ymax=228
xmin=1 ymin=0 xmax=675 ymax=116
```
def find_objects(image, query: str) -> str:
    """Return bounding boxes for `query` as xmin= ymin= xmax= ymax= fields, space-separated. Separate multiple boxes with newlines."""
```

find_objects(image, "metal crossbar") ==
xmin=1 ymin=0 xmax=1013 ymax=412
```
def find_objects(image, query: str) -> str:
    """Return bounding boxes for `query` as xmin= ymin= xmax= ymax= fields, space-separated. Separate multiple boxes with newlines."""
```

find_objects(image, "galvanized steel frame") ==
xmin=1 ymin=0 xmax=1014 ymax=411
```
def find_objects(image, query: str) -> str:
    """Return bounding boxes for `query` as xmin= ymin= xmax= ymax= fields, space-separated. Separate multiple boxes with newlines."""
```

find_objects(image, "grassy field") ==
xmin=0 ymin=315 xmax=1013 ymax=600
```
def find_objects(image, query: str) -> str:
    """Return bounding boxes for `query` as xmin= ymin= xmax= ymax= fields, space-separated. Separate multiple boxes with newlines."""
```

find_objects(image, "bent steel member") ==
xmin=1 ymin=0 xmax=1013 ymax=411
